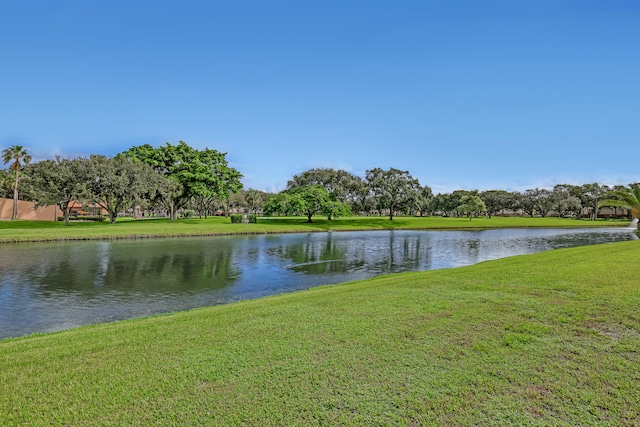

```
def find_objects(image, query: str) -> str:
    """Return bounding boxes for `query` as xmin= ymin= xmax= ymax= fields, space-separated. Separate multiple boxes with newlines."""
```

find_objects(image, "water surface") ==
xmin=0 ymin=227 xmax=635 ymax=339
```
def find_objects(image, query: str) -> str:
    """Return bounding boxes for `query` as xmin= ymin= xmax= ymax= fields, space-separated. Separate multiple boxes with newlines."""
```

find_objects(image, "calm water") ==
xmin=0 ymin=228 xmax=636 ymax=339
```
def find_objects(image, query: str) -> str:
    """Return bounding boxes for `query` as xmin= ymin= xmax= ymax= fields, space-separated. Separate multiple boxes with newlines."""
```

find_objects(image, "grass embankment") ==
xmin=1 ymin=241 xmax=638 ymax=425
xmin=0 ymin=215 xmax=629 ymax=243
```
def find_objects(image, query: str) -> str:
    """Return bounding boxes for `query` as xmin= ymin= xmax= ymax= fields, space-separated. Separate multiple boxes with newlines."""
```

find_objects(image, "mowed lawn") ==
xmin=1 ymin=241 xmax=638 ymax=425
xmin=0 ymin=215 xmax=630 ymax=243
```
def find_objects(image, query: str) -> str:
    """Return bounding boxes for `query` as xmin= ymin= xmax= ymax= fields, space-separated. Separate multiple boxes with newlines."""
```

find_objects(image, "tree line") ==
xmin=2 ymin=143 xmax=639 ymax=223
xmin=1 ymin=142 xmax=242 ymax=224
xmin=267 ymin=167 xmax=639 ymax=222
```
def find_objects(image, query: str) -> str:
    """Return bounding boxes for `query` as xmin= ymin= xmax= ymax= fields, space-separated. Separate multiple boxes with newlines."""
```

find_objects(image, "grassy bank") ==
xmin=1 ymin=241 xmax=638 ymax=425
xmin=0 ymin=215 xmax=630 ymax=243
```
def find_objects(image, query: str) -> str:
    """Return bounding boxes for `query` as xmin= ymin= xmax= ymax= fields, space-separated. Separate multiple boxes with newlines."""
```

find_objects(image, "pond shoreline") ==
xmin=2 ymin=241 xmax=639 ymax=425
xmin=1 ymin=226 xmax=635 ymax=340
xmin=0 ymin=217 xmax=630 ymax=244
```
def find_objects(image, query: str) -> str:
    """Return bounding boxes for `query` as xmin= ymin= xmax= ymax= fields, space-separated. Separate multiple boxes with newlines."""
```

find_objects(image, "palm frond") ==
xmin=599 ymin=184 xmax=640 ymax=219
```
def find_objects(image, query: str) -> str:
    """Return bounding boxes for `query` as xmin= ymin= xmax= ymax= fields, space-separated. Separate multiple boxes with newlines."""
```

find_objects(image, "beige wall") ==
xmin=0 ymin=198 xmax=61 ymax=221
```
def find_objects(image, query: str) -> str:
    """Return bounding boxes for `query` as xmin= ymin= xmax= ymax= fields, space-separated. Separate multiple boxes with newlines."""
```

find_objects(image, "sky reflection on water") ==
xmin=0 ymin=227 xmax=636 ymax=339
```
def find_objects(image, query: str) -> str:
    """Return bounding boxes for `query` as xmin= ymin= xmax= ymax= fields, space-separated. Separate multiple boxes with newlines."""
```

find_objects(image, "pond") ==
xmin=0 ymin=227 xmax=636 ymax=339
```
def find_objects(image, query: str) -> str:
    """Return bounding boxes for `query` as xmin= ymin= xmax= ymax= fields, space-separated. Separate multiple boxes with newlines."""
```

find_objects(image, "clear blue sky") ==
xmin=1 ymin=0 xmax=638 ymax=194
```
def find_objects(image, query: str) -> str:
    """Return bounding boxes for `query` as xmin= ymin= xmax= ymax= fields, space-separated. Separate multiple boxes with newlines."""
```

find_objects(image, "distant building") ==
xmin=0 ymin=198 xmax=108 ymax=221
xmin=0 ymin=198 xmax=60 ymax=221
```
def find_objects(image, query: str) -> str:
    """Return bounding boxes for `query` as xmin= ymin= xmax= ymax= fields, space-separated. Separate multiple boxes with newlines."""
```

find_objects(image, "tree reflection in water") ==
xmin=0 ymin=227 xmax=635 ymax=339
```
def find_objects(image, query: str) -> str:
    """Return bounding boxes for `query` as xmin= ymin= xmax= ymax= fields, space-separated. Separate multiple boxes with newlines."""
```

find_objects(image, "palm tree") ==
xmin=2 ymin=145 xmax=32 ymax=220
xmin=599 ymin=183 xmax=640 ymax=221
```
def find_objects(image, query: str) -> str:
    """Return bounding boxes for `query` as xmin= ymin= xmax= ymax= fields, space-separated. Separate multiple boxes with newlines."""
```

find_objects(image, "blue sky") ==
xmin=1 ymin=1 xmax=638 ymax=194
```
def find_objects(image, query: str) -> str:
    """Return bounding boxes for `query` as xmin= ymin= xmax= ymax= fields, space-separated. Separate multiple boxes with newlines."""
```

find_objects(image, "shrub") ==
xmin=230 ymin=214 xmax=257 ymax=224
xmin=57 ymin=216 xmax=106 ymax=222
xmin=181 ymin=209 xmax=195 ymax=219
xmin=230 ymin=214 xmax=243 ymax=223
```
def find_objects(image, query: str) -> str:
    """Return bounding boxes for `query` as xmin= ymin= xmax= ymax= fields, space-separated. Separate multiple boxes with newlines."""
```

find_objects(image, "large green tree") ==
xmin=25 ymin=157 xmax=90 ymax=225
xmin=365 ymin=168 xmax=421 ymax=220
xmin=86 ymin=155 xmax=169 ymax=224
xmin=515 ymin=188 xmax=553 ymax=217
xmin=553 ymin=184 xmax=586 ymax=218
xmin=457 ymin=195 xmax=487 ymax=221
xmin=124 ymin=141 xmax=243 ymax=220
xmin=245 ymin=188 xmax=270 ymax=214
xmin=480 ymin=190 xmax=514 ymax=218
xmin=432 ymin=192 xmax=457 ymax=217
xmin=549 ymin=185 xmax=582 ymax=218
xmin=433 ymin=190 xmax=477 ymax=218
xmin=416 ymin=185 xmax=434 ymax=216
xmin=2 ymin=145 xmax=32 ymax=220
xmin=582 ymin=183 xmax=610 ymax=220
xmin=287 ymin=168 xmax=365 ymax=212
xmin=263 ymin=185 xmax=350 ymax=223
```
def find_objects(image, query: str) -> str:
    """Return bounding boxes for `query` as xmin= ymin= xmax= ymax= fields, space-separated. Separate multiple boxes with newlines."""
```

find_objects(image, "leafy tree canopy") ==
xmin=457 ymin=195 xmax=487 ymax=220
xmin=124 ymin=141 xmax=243 ymax=220
xmin=25 ymin=157 xmax=91 ymax=225
xmin=263 ymin=185 xmax=350 ymax=223
xmin=86 ymin=155 xmax=169 ymax=224
xmin=480 ymin=190 xmax=514 ymax=218
xmin=366 ymin=167 xmax=421 ymax=220
xmin=287 ymin=168 xmax=363 ymax=204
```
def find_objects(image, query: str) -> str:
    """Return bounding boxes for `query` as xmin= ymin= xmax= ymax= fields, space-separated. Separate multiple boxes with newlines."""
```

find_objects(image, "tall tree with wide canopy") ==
xmin=515 ymin=188 xmax=553 ymax=217
xmin=599 ymin=184 xmax=640 ymax=221
xmin=263 ymin=185 xmax=350 ymax=223
xmin=245 ymin=189 xmax=270 ymax=214
xmin=365 ymin=167 xmax=421 ymax=220
xmin=86 ymin=155 xmax=170 ymax=224
xmin=2 ymin=145 xmax=32 ymax=220
xmin=124 ymin=141 xmax=243 ymax=220
xmin=432 ymin=192 xmax=457 ymax=217
xmin=582 ymin=182 xmax=610 ymax=220
xmin=287 ymin=168 xmax=364 ymax=209
xmin=553 ymin=184 xmax=586 ymax=218
xmin=25 ymin=157 xmax=91 ymax=225
xmin=416 ymin=185 xmax=434 ymax=216
xmin=480 ymin=190 xmax=514 ymax=218
xmin=457 ymin=195 xmax=487 ymax=220
xmin=549 ymin=185 xmax=582 ymax=218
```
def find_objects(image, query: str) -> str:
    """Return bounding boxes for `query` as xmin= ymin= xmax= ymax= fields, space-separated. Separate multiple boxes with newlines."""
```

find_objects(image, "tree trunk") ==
xmin=170 ymin=200 xmax=177 ymax=221
xmin=11 ymin=171 xmax=18 ymax=220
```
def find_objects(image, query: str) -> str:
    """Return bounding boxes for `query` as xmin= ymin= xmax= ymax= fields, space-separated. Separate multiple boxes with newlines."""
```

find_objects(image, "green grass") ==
xmin=1 ymin=241 xmax=638 ymax=425
xmin=0 ymin=215 xmax=630 ymax=243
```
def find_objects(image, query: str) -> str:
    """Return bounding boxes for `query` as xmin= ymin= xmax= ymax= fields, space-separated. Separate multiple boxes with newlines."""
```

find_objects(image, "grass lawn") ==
xmin=1 ymin=241 xmax=638 ymax=425
xmin=0 ymin=215 xmax=630 ymax=243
